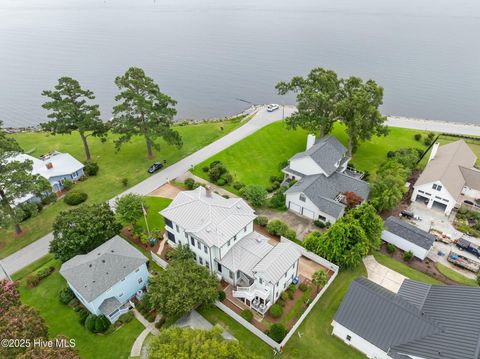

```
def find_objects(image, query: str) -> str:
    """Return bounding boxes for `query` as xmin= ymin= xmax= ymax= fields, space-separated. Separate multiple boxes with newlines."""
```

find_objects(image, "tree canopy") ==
xmin=17 ymin=336 xmax=80 ymax=359
xmin=0 ymin=123 xmax=51 ymax=234
xmin=111 ymin=67 xmax=182 ymax=159
xmin=148 ymin=326 xmax=261 ymax=359
xmin=41 ymin=77 xmax=107 ymax=161
xmin=276 ymin=68 xmax=340 ymax=137
xmin=0 ymin=280 xmax=20 ymax=316
xmin=149 ymin=245 xmax=218 ymax=319
xmin=50 ymin=202 xmax=121 ymax=262
xmin=115 ymin=193 xmax=146 ymax=228
xmin=336 ymin=76 xmax=388 ymax=155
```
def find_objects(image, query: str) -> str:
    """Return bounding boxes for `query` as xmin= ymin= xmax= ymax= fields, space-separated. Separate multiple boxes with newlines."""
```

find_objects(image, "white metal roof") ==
xmin=160 ymin=187 xmax=256 ymax=248
xmin=253 ymin=242 xmax=301 ymax=283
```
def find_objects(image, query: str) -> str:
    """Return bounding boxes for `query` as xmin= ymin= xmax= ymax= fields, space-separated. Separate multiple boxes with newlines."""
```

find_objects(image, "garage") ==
xmin=431 ymin=201 xmax=447 ymax=212
xmin=415 ymin=194 xmax=429 ymax=204
xmin=288 ymin=202 xmax=301 ymax=214
xmin=301 ymin=207 xmax=315 ymax=219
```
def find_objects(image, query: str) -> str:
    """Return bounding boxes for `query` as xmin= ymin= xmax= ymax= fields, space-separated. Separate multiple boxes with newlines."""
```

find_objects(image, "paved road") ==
xmin=0 ymin=105 xmax=296 ymax=278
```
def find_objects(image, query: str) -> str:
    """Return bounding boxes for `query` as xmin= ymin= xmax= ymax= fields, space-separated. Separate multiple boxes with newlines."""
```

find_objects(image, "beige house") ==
xmin=411 ymin=140 xmax=480 ymax=214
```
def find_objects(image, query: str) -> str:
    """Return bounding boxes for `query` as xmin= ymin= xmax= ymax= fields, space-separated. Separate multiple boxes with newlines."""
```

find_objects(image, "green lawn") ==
xmin=192 ymin=121 xmax=429 ymax=192
xmin=17 ymin=258 xmax=144 ymax=359
xmin=435 ymin=263 xmax=478 ymax=286
xmin=197 ymin=306 xmax=274 ymax=359
xmin=138 ymin=196 xmax=172 ymax=233
xmin=1 ymin=117 xmax=245 ymax=259
xmin=373 ymin=253 xmax=443 ymax=285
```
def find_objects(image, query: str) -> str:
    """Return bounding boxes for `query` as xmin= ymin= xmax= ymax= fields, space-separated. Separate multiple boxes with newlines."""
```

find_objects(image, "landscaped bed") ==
xmin=454 ymin=206 xmax=480 ymax=238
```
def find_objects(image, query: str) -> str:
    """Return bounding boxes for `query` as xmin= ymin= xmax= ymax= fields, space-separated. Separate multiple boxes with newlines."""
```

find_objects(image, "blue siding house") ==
xmin=60 ymin=236 xmax=149 ymax=323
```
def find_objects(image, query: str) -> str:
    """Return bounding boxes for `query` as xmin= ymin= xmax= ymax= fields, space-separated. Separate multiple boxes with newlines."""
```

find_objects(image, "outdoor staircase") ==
xmin=232 ymin=283 xmax=270 ymax=301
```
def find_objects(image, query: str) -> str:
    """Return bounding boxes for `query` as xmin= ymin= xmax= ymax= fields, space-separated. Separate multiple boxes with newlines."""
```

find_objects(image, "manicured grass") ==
xmin=1 ymin=118 xmax=245 ymax=258
xmin=137 ymin=196 xmax=172 ymax=234
xmin=18 ymin=259 xmax=144 ymax=359
xmin=191 ymin=121 xmax=429 ymax=191
xmin=281 ymin=266 xmax=367 ymax=359
xmin=280 ymin=286 xmax=312 ymax=327
xmin=435 ymin=263 xmax=478 ymax=286
xmin=373 ymin=253 xmax=443 ymax=285
xmin=197 ymin=306 xmax=274 ymax=359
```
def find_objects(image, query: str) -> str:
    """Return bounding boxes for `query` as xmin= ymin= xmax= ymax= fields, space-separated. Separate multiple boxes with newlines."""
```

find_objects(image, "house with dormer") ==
xmin=160 ymin=186 xmax=301 ymax=315
xmin=283 ymin=134 xmax=370 ymax=223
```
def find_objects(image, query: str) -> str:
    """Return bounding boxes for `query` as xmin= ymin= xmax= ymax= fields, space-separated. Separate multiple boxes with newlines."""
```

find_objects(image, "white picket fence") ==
xmin=151 ymin=252 xmax=169 ymax=269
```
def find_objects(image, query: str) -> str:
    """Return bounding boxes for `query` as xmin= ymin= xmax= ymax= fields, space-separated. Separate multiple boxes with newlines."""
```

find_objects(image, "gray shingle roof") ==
xmin=291 ymin=136 xmax=347 ymax=176
xmin=253 ymin=242 xmax=301 ymax=283
xmin=160 ymin=187 xmax=256 ymax=248
xmin=99 ymin=296 xmax=121 ymax=316
xmin=383 ymin=216 xmax=436 ymax=250
xmin=286 ymin=172 xmax=370 ymax=218
xmin=335 ymin=277 xmax=480 ymax=359
xmin=460 ymin=166 xmax=480 ymax=191
xmin=60 ymin=236 xmax=148 ymax=302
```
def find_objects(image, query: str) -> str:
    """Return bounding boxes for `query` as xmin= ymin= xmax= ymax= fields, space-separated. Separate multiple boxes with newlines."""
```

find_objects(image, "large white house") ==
xmin=411 ymin=140 xmax=480 ymax=215
xmin=283 ymin=135 xmax=370 ymax=223
xmin=8 ymin=151 xmax=84 ymax=204
xmin=60 ymin=236 xmax=149 ymax=323
xmin=332 ymin=277 xmax=480 ymax=359
xmin=160 ymin=186 xmax=301 ymax=315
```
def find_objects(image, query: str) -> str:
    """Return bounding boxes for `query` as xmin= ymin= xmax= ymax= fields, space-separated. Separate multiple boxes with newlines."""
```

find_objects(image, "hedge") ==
xmin=64 ymin=191 xmax=88 ymax=206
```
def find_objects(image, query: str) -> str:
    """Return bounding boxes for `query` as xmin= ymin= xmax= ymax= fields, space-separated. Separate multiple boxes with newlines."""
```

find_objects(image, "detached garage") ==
xmin=381 ymin=216 xmax=435 ymax=260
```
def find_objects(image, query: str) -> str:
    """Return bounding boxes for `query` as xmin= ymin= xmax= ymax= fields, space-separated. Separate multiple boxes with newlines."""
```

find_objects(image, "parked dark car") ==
xmin=400 ymin=210 xmax=415 ymax=220
xmin=454 ymin=237 xmax=480 ymax=258
xmin=147 ymin=162 xmax=163 ymax=174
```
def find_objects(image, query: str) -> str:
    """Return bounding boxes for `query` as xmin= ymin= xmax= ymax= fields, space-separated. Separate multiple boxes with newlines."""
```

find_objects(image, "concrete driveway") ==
xmin=0 ymin=105 xmax=296 ymax=278
xmin=363 ymin=255 xmax=407 ymax=293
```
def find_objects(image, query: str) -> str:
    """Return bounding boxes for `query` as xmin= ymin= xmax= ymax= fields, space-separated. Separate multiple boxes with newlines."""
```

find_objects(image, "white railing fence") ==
xmin=151 ymin=252 xmax=169 ymax=269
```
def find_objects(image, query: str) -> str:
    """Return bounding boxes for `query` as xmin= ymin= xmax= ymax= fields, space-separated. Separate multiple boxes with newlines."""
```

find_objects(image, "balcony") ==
xmin=232 ymin=282 xmax=270 ymax=301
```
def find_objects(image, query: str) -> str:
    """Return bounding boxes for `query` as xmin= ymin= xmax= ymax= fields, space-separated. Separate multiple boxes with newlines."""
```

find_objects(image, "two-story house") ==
xmin=411 ymin=140 xmax=480 ymax=215
xmin=283 ymin=134 xmax=370 ymax=223
xmin=160 ymin=186 xmax=301 ymax=315
xmin=60 ymin=236 xmax=149 ymax=323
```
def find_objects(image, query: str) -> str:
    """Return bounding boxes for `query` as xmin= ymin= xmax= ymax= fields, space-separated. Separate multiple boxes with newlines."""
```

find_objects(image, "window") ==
xmin=199 ymin=258 xmax=203 ymax=265
xmin=165 ymin=218 xmax=173 ymax=228
xmin=203 ymin=244 xmax=208 ymax=254
xmin=419 ymin=190 xmax=425 ymax=194
xmin=346 ymin=335 xmax=351 ymax=342
xmin=167 ymin=231 xmax=175 ymax=243
xmin=227 ymin=240 xmax=231 ymax=247
xmin=229 ymin=270 xmax=233 ymax=279
xmin=119 ymin=292 xmax=123 ymax=298
xmin=259 ymin=278 xmax=263 ymax=284
xmin=244 ymin=226 xmax=247 ymax=232
xmin=432 ymin=184 xmax=442 ymax=191
xmin=233 ymin=235 xmax=237 ymax=242
xmin=135 ymin=268 xmax=140 ymax=273
xmin=193 ymin=253 xmax=197 ymax=261
xmin=217 ymin=262 xmax=222 ymax=272
xmin=197 ymin=241 xmax=201 ymax=249
xmin=318 ymin=215 xmax=326 ymax=221
xmin=205 ymin=261 xmax=209 ymax=268
xmin=175 ymin=224 xmax=179 ymax=232
xmin=284 ymin=272 xmax=287 ymax=278
xmin=299 ymin=194 xmax=306 ymax=202
xmin=138 ymin=278 xmax=143 ymax=284
xmin=190 ymin=237 xmax=195 ymax=246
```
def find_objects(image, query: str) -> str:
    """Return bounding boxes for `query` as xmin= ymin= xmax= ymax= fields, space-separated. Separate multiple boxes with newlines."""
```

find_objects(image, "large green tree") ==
xmin=50 ymin=202 xmax=121 ymax=262
xmin=0 ymin=123 xmax=50 ymax=234
xmin=276 ymin=68 xmax=340 ymax=137
xmin=115 ymin=193 xmax=146 ymax=229
xmin=348 ymin=203 xmax=384 ymax=251
xmin=111 ymin=67 xmax=182 ymax=159
xmin=370 ymin=160 xmax=410 ymax=213
xmin=149 ymin=246 xmax=218 ymax=319
xmin=148 ymin=326 xmax=261 ymax=359
xmin=336 ymin=76 xmax=388 ymax=156
xmin=41 ymin=77 xmax=107 ymax=161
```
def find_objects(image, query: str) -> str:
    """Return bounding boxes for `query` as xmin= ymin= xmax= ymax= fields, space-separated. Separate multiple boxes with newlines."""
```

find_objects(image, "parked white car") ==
xmin=267 ymin=104 xmax=279 ymax=112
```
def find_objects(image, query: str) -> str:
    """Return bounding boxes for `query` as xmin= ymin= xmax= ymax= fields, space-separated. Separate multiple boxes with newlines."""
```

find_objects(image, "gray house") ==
xmin=332 ymin=277 xmax=480 ymax=359
xmin=284 ymin=135 xmax=370 ymax=223
xmin=382 ymin=216 xmax=436 ymax=260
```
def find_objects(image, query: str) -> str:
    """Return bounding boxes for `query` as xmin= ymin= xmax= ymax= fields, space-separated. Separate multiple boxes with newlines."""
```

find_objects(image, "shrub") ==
xmin=268 ymin=190 xmax=286 ymax=209
xmin=266 ymin=219 xmax=288 ymax=236
xmin=222 ymin=194 xmax=230 ymax=199
xmin=208 ymin=162 xmax=227 ymax=182
xmin=85 ymin=314 xmax=97 ymax=332
xmin=403 ymin=250 xmax=414 ymax=262
xmin=217 ymin=178 xmax=226 ymax=186
xmin=269 ymin=304 xmax=283 ymax=318
xmin=37 ymin=266 xmax=54 ymax=280
xmin=269 ymin=324 xmax=287 ymax=343
xmin=84 ymin=161 xmax=99 ymax=176
xmin=277 ymin=298 xmax=285 ymax=307
xmin=270 ymin=175 xmax=284 ymax=183
xmin=221 ymin=173 xmax=233 ymax=184
xmin=62 ymin=179 xmax=74 ymax=191
xmin=314 ymin=220 xmax=325 ymax=228
xmin=424 ymin=137 xmax=433 ymax=146
xmin=121 ymin=178 xmax=129 ymax=187
xmin=241 ymin=309 xmax=253 ymax=322
xmin=95 ymin=315 xmax=111 ymax=333
xmin=233 ymin=182 xmax=244 ymax=190
xmin=63 ymin=191 xmax=88 ymax=206
xmin=155 ymin=316 xmax=166 ymax=329
xmin=78 ymin=309 xmax=89 ymax=325
xmin=146 ymin=312 xmax=156 ymax=323
xmin=280 ymin=291 xmax=288 ymax=301
xmin=41 ymin=193 xmax=57 ymax=205
xmin=241 ymin=185 xmax=267 ymax=207
xmin=218 ymin=290 xmax=226 ymax=302
xmin=25 ymin=274 xmax=40 ymax=288
xmin=254 ymin=216 xmax=269 ymax=227
xmin=427 ymin=132 xmax=435 ymax=139
xmin=202 ymin=165 xmax=209 ymax=172
xmin=299 ymin=283 xmax=308 ymax=292
xmin=118 ymin=311 xmax=134 ymax=324
xmin=414 ymin=133 xmax=422 ymax=141
xmin=387 ymin=243 xmax=396 ymax=253
xmin=184 ymin=178 xmax=195 ymax=190
xmin=283 ymin=228 xmax=297 ymax=241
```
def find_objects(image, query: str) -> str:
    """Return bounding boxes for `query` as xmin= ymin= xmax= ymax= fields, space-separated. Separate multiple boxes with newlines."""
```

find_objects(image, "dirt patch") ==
xmin=121 ymin=227 xmax=160 ymax=253
xmin=379 ymin=243 xmax=458 ymax=285
xmin=149 ymin=183 xmax=184 ymax=199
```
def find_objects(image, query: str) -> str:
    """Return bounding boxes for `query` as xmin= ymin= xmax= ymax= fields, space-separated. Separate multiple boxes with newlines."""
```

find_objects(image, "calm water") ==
xmin=0 ymin=0 xmax=479 ymax=127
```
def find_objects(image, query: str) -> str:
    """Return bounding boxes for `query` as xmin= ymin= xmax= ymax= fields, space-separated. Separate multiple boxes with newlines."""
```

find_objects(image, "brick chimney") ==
xmin=46 ymin=162 xmax=53 ymax=170
xmin=205 ymin=185 xmax=212 ymax=197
